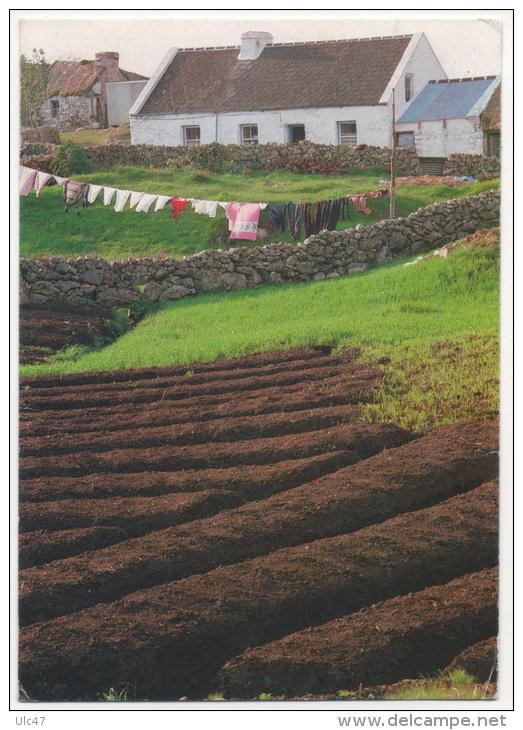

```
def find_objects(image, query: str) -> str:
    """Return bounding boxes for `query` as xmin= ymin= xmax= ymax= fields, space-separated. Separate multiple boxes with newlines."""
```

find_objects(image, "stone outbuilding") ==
xmin=40 ymin=52 xmax=148 ymax=130
xmin=395 ymin=75 xmax=501 ymax=169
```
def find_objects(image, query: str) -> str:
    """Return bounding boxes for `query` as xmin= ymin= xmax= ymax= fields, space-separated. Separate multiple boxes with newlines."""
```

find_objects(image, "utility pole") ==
xmin=390 ymin=86 xmax=396 ymax=219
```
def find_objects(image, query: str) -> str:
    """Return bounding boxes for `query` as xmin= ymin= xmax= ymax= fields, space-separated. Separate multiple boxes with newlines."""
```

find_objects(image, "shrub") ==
xmin=50 ymin=142 xmax=93 ymax=177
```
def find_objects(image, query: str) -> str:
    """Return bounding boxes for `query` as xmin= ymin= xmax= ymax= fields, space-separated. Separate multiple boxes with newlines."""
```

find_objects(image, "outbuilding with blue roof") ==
xmin=395 ymin=76 xmax=500 ymax=162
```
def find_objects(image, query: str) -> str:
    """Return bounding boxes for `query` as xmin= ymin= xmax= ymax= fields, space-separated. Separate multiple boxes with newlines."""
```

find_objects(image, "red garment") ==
xmin=170 ymin=198 xmax=189 ymax=220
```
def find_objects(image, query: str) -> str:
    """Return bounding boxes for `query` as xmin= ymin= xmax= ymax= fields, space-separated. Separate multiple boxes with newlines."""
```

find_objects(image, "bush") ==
xmin=50 ymin=142 xmax=93 ymax=177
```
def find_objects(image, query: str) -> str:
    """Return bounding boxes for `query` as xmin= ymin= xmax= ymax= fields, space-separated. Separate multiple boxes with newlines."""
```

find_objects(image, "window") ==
xmin=183 ymin=126 xmax=201 ymax=146
xmin=288 ymin=124 xmax=305 ymax=144
xmin=404 ymin=74 xmax=414 ymax=102
xmin=396 ymin=131 xmax=415 ymax=149
xmin=338 ymin=121 xmax=357 ymax=145
xmin=240 ymin=124 xmax=259 ymax=144
xmin=50 ymin=99 xmax=60 ymax=118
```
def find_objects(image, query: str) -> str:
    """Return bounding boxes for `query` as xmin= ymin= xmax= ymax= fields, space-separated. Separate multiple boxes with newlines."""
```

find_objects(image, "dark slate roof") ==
xmin=47 ymin=61 xmax=147 ymax=96
xmin=140 ymin=35 xmax=413 ymax=114
xmin=397 ymin=76 xmax=499 ymax=123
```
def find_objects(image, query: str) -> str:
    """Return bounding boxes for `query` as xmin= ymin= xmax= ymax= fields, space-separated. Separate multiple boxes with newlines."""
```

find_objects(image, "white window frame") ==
xmin=183 ymin=125 xmax=201 ymax=147
xmin=338 ymin=121 xmax=357 ymax=146
xmin=404 ymin=73 xmax=414 ymax=102
xmin=240 ymin=124 xmax=259 ymax=144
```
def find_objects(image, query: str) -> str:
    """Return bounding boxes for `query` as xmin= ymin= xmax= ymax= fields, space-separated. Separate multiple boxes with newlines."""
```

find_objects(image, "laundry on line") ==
xmin=19 ymin=165 xmax=388 ymax=240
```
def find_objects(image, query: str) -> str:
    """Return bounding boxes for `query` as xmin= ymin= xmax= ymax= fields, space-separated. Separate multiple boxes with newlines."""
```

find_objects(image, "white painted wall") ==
xmin=106 ymin=80 xmax=148 ymax=126
xmin=389 ymin=34 xmax=447 ymax=121
xmin=130 ymin=104 xmax=391 ymax=146
xmin=396 ymin=116 xmax=484 ymax=157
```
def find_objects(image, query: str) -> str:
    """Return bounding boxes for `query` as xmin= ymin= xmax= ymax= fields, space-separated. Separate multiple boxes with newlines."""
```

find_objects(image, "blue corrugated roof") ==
xmin=397 ymin=77 xmax=498 ymax=123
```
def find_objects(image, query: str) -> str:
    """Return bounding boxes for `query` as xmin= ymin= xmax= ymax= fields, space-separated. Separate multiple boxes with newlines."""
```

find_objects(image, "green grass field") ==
xmin=21 ymin=244 xmax=499 ymax=431
xmin=20 ymin=166 xmax=498 ymax=260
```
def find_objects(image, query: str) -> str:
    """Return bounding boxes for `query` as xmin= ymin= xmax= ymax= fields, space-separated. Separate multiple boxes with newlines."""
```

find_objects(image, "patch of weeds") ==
xmin=336 ymin=689 xmax=358 ymax=699
xmin=383 ymin=670 xmax=485 ymax=700
xmin=361 ymin=332 xmax=499 ymax=432
xmin=258 ymin=692 xmax=273 ymax=700
xmin=206 ymin=692 xmax=224 ymax=701
xmin=100 ymin=686 xmax=129 ymax=702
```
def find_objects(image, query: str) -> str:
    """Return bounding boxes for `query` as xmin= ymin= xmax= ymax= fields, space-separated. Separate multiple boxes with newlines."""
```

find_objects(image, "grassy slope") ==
xmin=59 ymin=129 xmax=113 ymax=146
xmin=20 ymin=167 xmax=498 ymax=259
xmin=21 ymin=245 xmax=499 ymax=431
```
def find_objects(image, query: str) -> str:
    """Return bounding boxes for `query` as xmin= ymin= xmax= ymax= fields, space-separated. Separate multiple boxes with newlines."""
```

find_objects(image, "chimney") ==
xmin=238 ymin=31 xmax=273 ymax=61
xmin=94 ymin=51 xmax=120 ymax=70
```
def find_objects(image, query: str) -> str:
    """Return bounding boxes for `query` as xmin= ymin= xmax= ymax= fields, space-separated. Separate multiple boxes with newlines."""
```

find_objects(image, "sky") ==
xmin=18 ymin=11 xmax=503 ymax=79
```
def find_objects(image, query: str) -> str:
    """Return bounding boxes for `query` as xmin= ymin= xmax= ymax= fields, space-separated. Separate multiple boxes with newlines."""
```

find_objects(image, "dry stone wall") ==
xmin=443 ymin=154 xmax=500 ymax=180
xmin=20 ymin=190 xmax=500 ymax=307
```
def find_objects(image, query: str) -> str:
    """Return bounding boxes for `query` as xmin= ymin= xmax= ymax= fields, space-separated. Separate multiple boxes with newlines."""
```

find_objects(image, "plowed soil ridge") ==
xmin=217 ymin=568 xmax=498 ymax=698
xmin=21 ymin=404 xmax=358 ymax=457
xmin=20 ymin=422 xmax=396 ymax=480
xmin=22 ymin=353 xmax=347 ymax=399
xmin=19 ymin=451 xmax=359 ymax=567
xmin=20 ymin=346 xmax=350 ymax=389
xmin=19 ymin=482 xmax=498 ymax=700
xmin=20 ymin=304 xmax=116 ymax=365
xmin=20 ymin=363 xmax=363 ymax=412
xmin=19 ymin=422 xmax=496 ymax=625
xmin=19 ymin=451 xmax=353 ymax=503
xmin=445 ymin=636 xmax=498 ymax=682
xmin=20 ymin=379 xmax=367 ymax=438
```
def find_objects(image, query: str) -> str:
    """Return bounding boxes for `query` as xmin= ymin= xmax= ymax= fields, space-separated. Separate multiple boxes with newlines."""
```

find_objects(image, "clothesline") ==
xmin=19 ymin=165 xmax=389 ymax=242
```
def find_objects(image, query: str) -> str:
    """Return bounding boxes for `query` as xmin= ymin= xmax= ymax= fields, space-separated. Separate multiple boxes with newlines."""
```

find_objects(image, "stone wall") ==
xmin=20 ymin=142 xmax=420 ymax=176
xmin=443 ymin=154 xmax=500 ymax=180
xmin=20 ymin=190 xmax=499 ymax=307
xmin=20 ymin=142 xmax=501 ymax=180
xmin=40 ymin=95 xmax=97 ymax=131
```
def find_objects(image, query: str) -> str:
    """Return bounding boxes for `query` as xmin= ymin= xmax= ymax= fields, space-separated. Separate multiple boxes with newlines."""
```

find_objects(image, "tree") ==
xmin=20 ymin=48 xmax=50 ymax=128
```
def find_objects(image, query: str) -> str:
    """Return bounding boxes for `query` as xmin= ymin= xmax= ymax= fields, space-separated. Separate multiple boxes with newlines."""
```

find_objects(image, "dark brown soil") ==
xmin=20 ymin=304 xmax=116 ymax=365
xmin=20 ymin=346 xmax=353 ymax=389
xmin=21 ymin=403 xmax=359 ymax=457
xmin=19 ymin=422 xmax=496 ymax=625
xmin=19 ymin=482 xmax=498 ymax=700
xmin=20 ymin=376 xmax=370 ymax=438
xmin=17 ymin=347 xmax=500 ymax=702
xmin=19 ymin=526 xmax=128 ymax=568
xmin=217 ymin=568 xmax=498 ymax=698
xmin=445 ymin=636 xmax=498 ymax=682
xmin=20 ymin=421 xmax=395 ymax=479
xmin=19 ymin=450 xmax=352 ymax=503
xmin=20 ymin=362 xmax=372 ymax=412
xmin=22 ymin=352 xmax=349 ymax=400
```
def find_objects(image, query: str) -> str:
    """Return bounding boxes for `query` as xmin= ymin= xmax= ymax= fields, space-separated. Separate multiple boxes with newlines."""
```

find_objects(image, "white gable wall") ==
xmin=383 ymin=34 xmax=447 ymax=121
xmin=396 ymin=117 xmax=484 ymax=157
xmin=130 ymin=105 xmax=390 ymax=146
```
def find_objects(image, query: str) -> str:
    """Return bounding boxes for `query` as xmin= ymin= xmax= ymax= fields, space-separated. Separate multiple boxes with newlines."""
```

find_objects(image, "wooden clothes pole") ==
xmin=390 ymin=87 xmax=396 ymax=219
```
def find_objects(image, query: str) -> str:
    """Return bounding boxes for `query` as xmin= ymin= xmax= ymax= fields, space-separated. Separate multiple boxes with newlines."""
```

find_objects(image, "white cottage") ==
xmin=130 ymin=31 xmax=446 ymax=147
xmin=395 ymin=76 xmax=501 ymax=162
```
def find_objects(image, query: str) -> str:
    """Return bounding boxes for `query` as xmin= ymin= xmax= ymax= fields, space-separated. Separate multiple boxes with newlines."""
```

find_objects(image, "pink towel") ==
xmin=226 ymin=202 xmax=262 ymax=241
xmin=19 ymin=167 xmax=37 ymax=196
